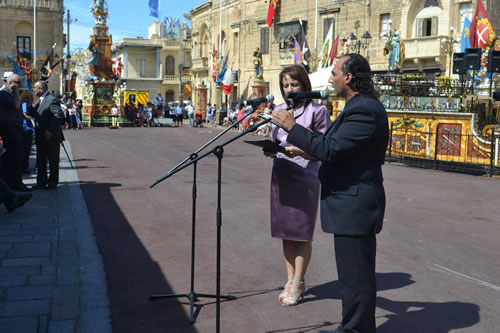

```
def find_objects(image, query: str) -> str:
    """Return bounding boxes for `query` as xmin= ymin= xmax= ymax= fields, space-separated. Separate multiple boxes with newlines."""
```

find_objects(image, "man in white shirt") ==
xmin=186 ymin=101 xmax=195 ymax=127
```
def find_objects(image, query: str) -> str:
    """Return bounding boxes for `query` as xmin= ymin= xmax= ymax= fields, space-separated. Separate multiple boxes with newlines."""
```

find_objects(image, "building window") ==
xmin=260 ymin=28 xmax=269 ymax=54
xmin=136 ymin=59 xmax=146 ymax=77
xmin=165 ymin=55 xmax=175 ymax=75
xmin=380 ymin=14 xmax=391 ymax=37
xmin=233 ymin=32 xmax=239 ymax=56
xmin=459 ymin=2 xmax=473 ymax=34
xmin=279 ymin=21 xmax=303 ymax=50
xmin=16 ymin=35 xmax=32 ymax=60
xmin=417 ymin=17 xmax=438 ymax=37
xmin=17 ymin=35 xmax=31 ymax=51
xmin=323 ymin=18 xmax=334 ymax=41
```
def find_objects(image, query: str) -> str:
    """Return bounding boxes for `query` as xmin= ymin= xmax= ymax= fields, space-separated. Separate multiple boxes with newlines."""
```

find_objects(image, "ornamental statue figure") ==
xmin=253 ymin=47 xmax=264 ymax=79
xmin=388 ymin=31 xmax=401 ymax=71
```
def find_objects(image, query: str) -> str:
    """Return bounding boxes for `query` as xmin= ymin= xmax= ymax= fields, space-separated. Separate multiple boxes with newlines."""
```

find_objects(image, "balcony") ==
xmin=163 ymin=75 xmax=179 ymax=84
xmin=162 ymin=73 xmax=192 ymax=85
xmin=192 ymin=57 xmax=209 ymax=71
xmin=403 ymin=36 xmax=444 ymax=61
xmin=162 ymin=40 xmax=181 ymax=50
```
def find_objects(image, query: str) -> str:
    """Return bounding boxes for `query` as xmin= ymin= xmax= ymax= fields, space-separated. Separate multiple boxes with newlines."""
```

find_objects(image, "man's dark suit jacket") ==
xmin=287 ymin=94 xmax=389 ymax=235
xmin=32 ymin=93 xmax=64 ymax=142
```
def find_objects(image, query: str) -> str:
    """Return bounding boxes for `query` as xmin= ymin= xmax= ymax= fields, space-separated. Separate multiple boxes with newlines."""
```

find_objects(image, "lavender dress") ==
xmin=270 ymin=102 xmax=330 ymax=241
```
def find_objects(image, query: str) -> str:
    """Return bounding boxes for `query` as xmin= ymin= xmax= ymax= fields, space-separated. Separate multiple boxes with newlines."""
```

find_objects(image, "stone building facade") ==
xmin=187 ymin=0 xmax=498 ymax=111
xmin=0 ymin=0 xmax=64 ymax=93
xmin=111 ymin=22 xmax=192 ymax=104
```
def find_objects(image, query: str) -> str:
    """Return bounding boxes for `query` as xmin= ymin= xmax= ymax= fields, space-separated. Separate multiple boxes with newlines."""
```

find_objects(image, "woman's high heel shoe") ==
xmin=280 ymin=280 xmax=305 ymax=306
xmin=278 ymin=277 xmax=293 ymax=301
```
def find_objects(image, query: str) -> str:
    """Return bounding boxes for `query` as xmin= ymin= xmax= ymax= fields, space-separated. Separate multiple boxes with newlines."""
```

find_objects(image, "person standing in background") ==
xmin=30 ymin=80 xmax=64 ymax=190
xmin=0 ymin=73 xmax=29 ymax=192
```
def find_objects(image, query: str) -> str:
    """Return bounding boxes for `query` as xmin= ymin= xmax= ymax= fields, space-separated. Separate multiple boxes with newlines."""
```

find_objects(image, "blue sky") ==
xmin=64 ymin=0 xmax=206 ymax=53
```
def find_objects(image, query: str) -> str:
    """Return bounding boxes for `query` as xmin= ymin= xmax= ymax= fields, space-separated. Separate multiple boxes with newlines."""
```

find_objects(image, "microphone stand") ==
xmin=149 ymin=116 xmax=273 ymax=332
xmin=149 ymin=106 xmax=258 ymax=325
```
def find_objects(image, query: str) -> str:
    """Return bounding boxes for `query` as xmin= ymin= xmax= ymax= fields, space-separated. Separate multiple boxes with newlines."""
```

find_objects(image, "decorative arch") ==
xmin=165 ymin=55 xmax=175 ymax=75
xmin=15 ymin=21 xmax=33 ymax=35
xmin=406 ymin=0 xmax=444 ymax=38
xmin=200 ymin=23 xmax=209 ymax=58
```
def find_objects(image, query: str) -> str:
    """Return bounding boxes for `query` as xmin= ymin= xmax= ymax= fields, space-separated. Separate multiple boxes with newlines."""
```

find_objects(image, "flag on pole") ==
xmin=149 ymin=0 xmax=159 ymax=18
xmin=461 ymin=17 xmax=471 ymax=52
xmin=211 ymin=45 xmax=218 ymax=82
xmin=328 ymin=35 xmax=340 ymax=66
xmin=40 ymin=48 xmax=54 ymax=80
xmin=216 ymin=51 xmax=228 ymax=85
xmin=221 ymin=64 xmax=233 ymax=95
xmin=16 ymin=48 xmax=32 ymax=82
xmin=318 ymin=21 xmax=333 ymax=70
xmin=294 ymin=39 xmax=302 ymax=65
xmin=298 ymin=20 xmax=311 ymax=66
xmin=469 ymin=0 xmax=496 ymax=49
xmin=267 ymin=0 xmax=279 ymax=28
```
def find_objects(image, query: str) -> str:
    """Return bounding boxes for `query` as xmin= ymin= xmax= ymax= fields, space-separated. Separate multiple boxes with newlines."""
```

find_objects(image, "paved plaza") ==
xmin=1 ymin=126 xmax=499 ymax=332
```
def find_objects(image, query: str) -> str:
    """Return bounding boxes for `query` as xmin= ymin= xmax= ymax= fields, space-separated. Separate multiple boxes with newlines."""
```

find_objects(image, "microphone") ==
xmin=286 ymin=91 xmax=329 ymax=100
xmin=245 ymin=94 xmax=274 ymax=106
xmin=258 ymin=113 xmax=281 ymax=127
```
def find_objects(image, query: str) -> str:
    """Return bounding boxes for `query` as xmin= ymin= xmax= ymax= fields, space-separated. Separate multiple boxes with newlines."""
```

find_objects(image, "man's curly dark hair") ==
xmin=341 ymin=53 xmax=375 ymax=96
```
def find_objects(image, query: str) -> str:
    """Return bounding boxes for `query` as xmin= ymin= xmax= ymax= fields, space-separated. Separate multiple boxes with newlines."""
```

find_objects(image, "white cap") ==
xmin=2 ymin=71 xmax=13 ymax=81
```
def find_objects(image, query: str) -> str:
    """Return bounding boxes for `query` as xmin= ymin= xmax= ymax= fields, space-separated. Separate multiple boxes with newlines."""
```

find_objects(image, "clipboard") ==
xmin=244 ymin=139 xmax=286 ymax=153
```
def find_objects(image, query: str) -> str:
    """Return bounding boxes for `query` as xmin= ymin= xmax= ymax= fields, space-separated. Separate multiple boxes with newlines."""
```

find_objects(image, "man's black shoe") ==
xmin=6 ymin=193 xmax=33 ymax=213
xmin=12 ymin=184 xmax=32 ymax=192
xmin=47 ymin=184 xmax=57 ymax=190
xmin=32 ymin=184 xmax=47 ymax=190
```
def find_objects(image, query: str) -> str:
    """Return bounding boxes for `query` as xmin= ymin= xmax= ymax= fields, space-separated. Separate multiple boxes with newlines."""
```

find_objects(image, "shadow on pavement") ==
xmin=79 ymin=180 xmax=198 ymax=333
xmin=305 ymin=272 xmax=479 ymax=332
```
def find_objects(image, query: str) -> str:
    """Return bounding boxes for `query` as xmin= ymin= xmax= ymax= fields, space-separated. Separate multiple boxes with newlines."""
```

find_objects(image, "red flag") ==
xmin=328 ymin=35 xmax=340 ymax=66
xmin=16 ymin=48 xmax=32 ymax=81
xmin=469 ymin=0 xmax=496 ymax=49
xmin=266 ymin=0 xmax=279 ymax=28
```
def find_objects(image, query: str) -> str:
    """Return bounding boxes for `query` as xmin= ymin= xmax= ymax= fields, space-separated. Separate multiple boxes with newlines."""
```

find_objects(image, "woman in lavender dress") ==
xmin=265 ymin=65 xmax=330 ymax=306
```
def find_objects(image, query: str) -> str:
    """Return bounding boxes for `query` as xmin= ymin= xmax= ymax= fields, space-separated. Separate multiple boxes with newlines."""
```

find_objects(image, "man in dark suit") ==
xmin=273 ymin=54 xmax=389 ymax=333
xmin=0 ymin=73 xmax=30 ymax=192
xmin=31 ymin=80 xmax=64 ymax=190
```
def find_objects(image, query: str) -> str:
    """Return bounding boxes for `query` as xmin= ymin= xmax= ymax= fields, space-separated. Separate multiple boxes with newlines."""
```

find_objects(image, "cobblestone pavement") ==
xmin=0 ymin=142 xmax=111 ymax=333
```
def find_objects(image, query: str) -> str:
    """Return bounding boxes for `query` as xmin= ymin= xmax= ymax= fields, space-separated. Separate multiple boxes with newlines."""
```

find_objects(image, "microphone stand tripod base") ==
xmin=149 ymin=292 xmax=236 ymax=324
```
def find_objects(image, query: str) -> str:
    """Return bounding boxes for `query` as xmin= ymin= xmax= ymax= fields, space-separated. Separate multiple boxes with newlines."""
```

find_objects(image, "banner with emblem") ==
xmin=469 ymin=0 xmax=496 ymax=49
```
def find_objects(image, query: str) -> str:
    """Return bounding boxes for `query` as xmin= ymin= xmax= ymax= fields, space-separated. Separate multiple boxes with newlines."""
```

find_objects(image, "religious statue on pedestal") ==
xmin=253 ymin=47 xmax=264 ymax=79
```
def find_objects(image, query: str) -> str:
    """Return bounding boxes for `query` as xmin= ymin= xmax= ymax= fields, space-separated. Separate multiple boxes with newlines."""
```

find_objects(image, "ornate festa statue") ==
xmin=253 ymin=47 xmax=263 ymax=79
xmin=112 ymin=57 xmax=123 ymax=80
xmin=164 ymin=17 xmax=180 ymax=38
xmin=388 ymin=31 xmax=401 ymax=71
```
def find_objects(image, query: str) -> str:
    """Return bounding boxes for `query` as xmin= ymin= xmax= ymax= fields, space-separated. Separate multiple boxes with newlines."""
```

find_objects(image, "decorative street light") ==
xmin=441 ymin=26 xmax=460 ymax=77
xmin=349 ymin=31 xmax=372 ymax=54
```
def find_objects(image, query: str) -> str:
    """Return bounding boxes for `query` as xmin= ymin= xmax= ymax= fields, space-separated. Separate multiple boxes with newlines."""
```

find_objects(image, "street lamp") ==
xmin=178 ymin=63 xmax=184 ymax=104
xmin=441 ymin=26 xmax=460 ymax=77
xmin=349 ymin=31 xmax=372 ymax=54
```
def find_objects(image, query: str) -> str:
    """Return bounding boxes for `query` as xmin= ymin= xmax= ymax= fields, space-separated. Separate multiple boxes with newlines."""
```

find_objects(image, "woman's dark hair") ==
xmin=279 ymin=65 xmax=312 ymax=100
xmin=341 ymin=53 xmax=374 ymax=96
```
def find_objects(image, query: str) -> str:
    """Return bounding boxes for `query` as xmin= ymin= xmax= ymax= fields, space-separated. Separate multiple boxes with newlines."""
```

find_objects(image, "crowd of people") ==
xmin=0 ymin=73 xmax=67 ymax=213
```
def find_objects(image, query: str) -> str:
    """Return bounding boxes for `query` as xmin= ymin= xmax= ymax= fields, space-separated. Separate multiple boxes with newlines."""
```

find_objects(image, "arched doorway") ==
xmin=165 ymin=90 xmax=175 ymax=102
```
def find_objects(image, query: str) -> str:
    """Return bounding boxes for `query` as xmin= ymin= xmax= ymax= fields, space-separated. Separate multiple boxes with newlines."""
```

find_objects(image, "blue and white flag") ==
xmin=461 ymin=17 xmax=471 ymax=52
xmin=149 ymin=0 xmax=159 ymax=18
